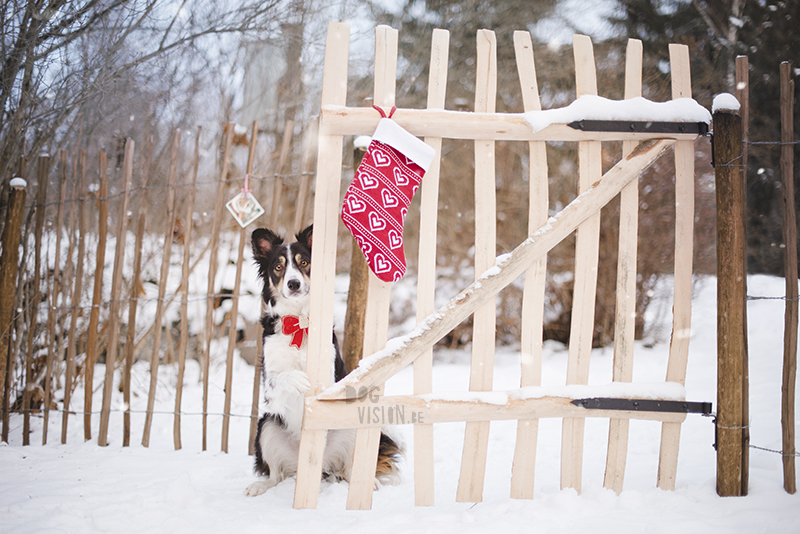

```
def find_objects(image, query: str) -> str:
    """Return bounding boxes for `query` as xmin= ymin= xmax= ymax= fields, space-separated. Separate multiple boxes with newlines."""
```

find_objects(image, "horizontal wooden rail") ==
xmin=316 ymin=138 xmax=674 ymax=401
xmin=303 ymin=391 xmax=689 ymax=430
xmin=320 ymin=105 xmax=702 ymax=142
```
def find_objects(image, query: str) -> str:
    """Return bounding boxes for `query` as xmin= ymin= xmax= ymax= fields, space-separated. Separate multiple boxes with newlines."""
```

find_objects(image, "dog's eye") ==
xmin=274 ymin=264 xmax=283 ymax=272
xmin=300 ymin=260 xmax=308 ymax=267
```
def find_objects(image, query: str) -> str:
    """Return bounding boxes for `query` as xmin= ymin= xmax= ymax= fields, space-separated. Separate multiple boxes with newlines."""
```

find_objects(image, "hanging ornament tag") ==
xmin=226 ymin=174 xmax=265 ymax=228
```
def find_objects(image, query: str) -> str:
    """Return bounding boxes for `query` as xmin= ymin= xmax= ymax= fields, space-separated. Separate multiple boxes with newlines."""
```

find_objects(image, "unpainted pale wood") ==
xmin=658 ymin=43 xmax=694 ymax=490
xmin=318 ymin=139 xmax=674 ymax=402
xmin=510 ymin=30 xmax=548 ymax=500
xmin=142 ymin=131 xmax=181 ymax=447
xmin=222 ymin=122 xmax=258 ymax=453
xmin=320 ymin=106 xmax=701 ymax=143
xmin=98 ymin=139 xmax=134 ymax=447
xmin=269 ymin=120 xmax=294 ymax=230
xmin=62 ymin=150 xmax=87 ymax=444
xmin=413 ymin=27 xmax=449 ymax=507
xmin=346 ymin=24 xmax=398 ymax=511
xmin=294 ymin=118 xmax=318 ymax=232
xmin=85 ymin=152 xmax=109 ymax=442
xmin=604 ymin=38 xmax=643 ymax=494
xmin=293 ymin=20 xmax=350 ymax=510
xmin=174 ymin=128 xmax=201 ymax=451
xmin=562 ymin=34 xmax=602 ymax=494
xmin=203 ymin=125 xmax=234 ymax=450
xmin=457 ymin=28 xmax=498 ymax=505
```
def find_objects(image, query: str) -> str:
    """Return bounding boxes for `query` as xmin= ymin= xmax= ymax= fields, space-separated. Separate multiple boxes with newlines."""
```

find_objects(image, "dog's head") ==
xmin=251 ymin=225 xmax=313 ymax=314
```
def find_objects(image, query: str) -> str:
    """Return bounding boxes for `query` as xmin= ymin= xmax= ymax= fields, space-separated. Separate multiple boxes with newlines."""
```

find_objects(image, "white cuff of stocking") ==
xmin=372 ymin=118 xmax=436 ymax=172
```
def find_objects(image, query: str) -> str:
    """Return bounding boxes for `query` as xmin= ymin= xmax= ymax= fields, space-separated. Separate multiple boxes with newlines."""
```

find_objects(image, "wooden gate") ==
xmin=293 ymin=22 xmax=706 ymax=509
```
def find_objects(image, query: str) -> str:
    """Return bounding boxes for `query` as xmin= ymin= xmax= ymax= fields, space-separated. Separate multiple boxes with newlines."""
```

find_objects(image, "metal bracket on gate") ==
xmin=571 ymin=397 xmax=713 ymax=416
xmin=567 ymin=120 xmax=709 ymax=136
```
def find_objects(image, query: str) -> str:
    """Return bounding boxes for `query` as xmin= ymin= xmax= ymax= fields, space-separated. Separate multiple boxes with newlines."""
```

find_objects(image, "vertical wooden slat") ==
xmin=413 ymin=27 xmax=449 ymax=507
xmin=456 ymin=29 xmax=497 ymax=504
xmin=561 ymin=34 xmax=602 ymax=494
xmin=142 ymin=131 xmax=181 ymax=447
xmin=346 ymin=24 xmax=399 ymax=511
xmin=294 ymin=20 xmax=350 ymax=510
xmin=293 ymin=118 xmax=318 ymax=232
xmin=43 ymin=151 xmax=69 ymax=444
xmin=604 ymin=38 xmax=643 ymax=494
xmin=221 ymin=121 xmax=258 ymax=453
xmin=658 ymin=43 xmax=695 ymax=490
xmin=173 ymin=128 xmax=201 ymax=450
xmin=779 ymin=61 xmax=797 ymax=494
xmin=203 ymin=125 xmax=234 ymax=450
xmin=510 ymin=29 xmax=548 ymax=500
xmin=23 ymin=157 xmax=48 ymax=445
xmin=98 ymin=139 xmax=135 ymax=446
xmin=269 ymin=120 xmax=295 ymax=230
xmin=123 ymin=136 xmax=153 ymax=447
xmin=84 ymin=152 xmax=109 ymax=442
xmin=62 ymin=150 xmax=87 ymax=444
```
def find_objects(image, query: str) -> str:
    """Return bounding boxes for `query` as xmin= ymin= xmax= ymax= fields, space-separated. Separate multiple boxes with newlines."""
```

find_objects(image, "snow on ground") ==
xmin=2 ymin=275 xmax=799 ymax=533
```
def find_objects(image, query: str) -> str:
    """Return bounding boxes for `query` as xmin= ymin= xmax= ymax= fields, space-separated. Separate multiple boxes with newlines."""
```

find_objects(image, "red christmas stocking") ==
xmin=342 ymin=107 xmax=436 ymax=282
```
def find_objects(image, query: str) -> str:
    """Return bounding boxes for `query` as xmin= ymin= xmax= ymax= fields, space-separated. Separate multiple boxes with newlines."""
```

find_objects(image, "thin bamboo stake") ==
xmin=43 ymin=151 xmax=69 ymax=444
xmin=22 ymin=156 xmax=48 ymax=445
xmin=203 ymin=124 xmax=234 ymax=451
xmin=142 ymin=130 xmax=181 ymax=447
xmin=98 ymin=139 xmax=135 ymax=446
xmin=84 ymin=152 xmax=108 ymax=441
xmin=293 ymin=118 xmax=318 ymax=232
xmin=62 ymin=150 xmax=87 ymax=444
xmin=269 ymin=120 xmax=294 ymax=230
xmin=174 ymin=128 xmax=201 ymax=450
xmin=123 ymin=135 xmax=153 ymax=447
xmin=222 ymin=121 xmax=258 ymax=453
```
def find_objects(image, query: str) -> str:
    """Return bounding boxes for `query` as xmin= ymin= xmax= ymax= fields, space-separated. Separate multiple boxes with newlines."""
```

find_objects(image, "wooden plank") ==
xmin=457 ymin=28 xmax=498 ymax=505
xmin=293 ymin=20 xmax=350 ymax=510
xmin=304 ymin=393 xmax=687 ymax=430
xmin=658 ymin=43 xmax=695 ymax=491
xmin=98 ymin=138 xmax=134 ymax=447
xmin=62 ymin=150 xmax=87 ymax=444
xmin=142 ymin=130 xmax=181 ymax=447
xmin=604 ymin=37 xmax=643 ymax=494
xmin=318 ymin=139 xmax=674 ymax=401
xmin=43 ymin=151 xmax=69 ymax=444
xmin=174 ymin=128 xmax=201 ymax=450
xmin=413 ymin=27 xmax=449 ymax=507
xmin=85 ymin=152 xmax=109 ymax=442
xmin=123 ymin=136 xmax=153 ymax=447
xmin=561 ymin=34 xmax=601 ymax=494
xmin=269 ymin=119 xmax=294 ymax=230
xmin=346 ymin=24 xmax=398 ymax=511
xmin=319 ymin=107 xmax=702 ymax=143
xmin=510 ymin=30 xmax=548 ymax=500
xmin=203 ymin=125 xmax=234 ymax=450
xmin=222 ymin=121 xmax=259 ymax=453
xmin=24 ymin=156 xmax=48 ymax=445
xmin=293 ymin=118 xmax=318 ymax=232
xmin=714 ymin=106 xmax=746 ymax=497
xmin=780 ymin=61 xmax=797 ymax=495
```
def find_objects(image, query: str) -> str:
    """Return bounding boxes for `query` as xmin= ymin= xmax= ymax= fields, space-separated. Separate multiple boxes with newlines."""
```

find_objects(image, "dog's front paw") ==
xmin=244 ymin=479 xmax=275 ymax=497
xmin=283 ymin=369 xmax=310 ymax=395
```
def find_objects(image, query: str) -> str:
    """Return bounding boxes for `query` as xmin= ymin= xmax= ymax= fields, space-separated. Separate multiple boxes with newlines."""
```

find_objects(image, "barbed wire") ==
xmin=746 ymin=295 xmax=800 ymax=301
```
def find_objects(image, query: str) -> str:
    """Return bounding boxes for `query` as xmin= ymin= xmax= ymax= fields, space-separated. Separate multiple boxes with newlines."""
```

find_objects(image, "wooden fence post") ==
xmin=1 ymin=179 xmax=27 ymax=441
xmin=714 ymin=100 xmax=748 ymax=497
xmin=779 ymin=61 xmax=797 ymax=495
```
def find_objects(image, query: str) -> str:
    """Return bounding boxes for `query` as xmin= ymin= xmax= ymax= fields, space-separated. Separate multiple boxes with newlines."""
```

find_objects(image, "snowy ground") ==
xmin=2 ymin=275 xmax=799 ymax=533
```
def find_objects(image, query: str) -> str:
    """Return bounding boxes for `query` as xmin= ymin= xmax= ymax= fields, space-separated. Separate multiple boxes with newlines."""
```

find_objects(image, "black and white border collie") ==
xmin=245 ymin=225 xmax=401 ymax=497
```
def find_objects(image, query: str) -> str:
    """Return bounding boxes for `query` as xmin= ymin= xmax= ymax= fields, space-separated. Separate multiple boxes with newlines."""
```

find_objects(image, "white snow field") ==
xmin=2 ymin=275 xmax=798 ymax=533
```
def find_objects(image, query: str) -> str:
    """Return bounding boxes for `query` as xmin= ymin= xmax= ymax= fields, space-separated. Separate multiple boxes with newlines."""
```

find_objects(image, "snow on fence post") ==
xmin=779 ymin=61 xmax=797 ymax=495
xmin=713 ymin=93 xmax=748 ymax=497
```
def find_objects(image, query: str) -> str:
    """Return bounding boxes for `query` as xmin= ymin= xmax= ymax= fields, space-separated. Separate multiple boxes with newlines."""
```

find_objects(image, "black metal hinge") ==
xmin=568 ymin=120 xmax=709 ymax=136
xmin=571 ymin=397 xmax=713 ymax=416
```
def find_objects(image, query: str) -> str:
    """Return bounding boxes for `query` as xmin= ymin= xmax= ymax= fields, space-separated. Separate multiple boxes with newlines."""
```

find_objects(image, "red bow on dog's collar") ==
xmin=282 ymin=316 xmax=309 ymax=349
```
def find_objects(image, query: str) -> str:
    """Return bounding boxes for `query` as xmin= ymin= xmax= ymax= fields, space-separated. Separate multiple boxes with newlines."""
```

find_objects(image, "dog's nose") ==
xmin=287 ymin=279 xmax=301 ymax=292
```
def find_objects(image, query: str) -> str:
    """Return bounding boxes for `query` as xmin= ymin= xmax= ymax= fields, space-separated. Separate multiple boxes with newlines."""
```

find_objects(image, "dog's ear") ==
xmin=296 ymin=224 xmax=312 ymax=250
xmin=251 ymin=228 xmax=283 ymax=259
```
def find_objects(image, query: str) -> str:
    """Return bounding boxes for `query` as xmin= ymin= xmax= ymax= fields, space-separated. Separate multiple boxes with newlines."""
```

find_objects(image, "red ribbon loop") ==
xmin=282 ymin=315 xmax=308 ymax=349
xmin=372 ymin=104 xmax=397 ymax=119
